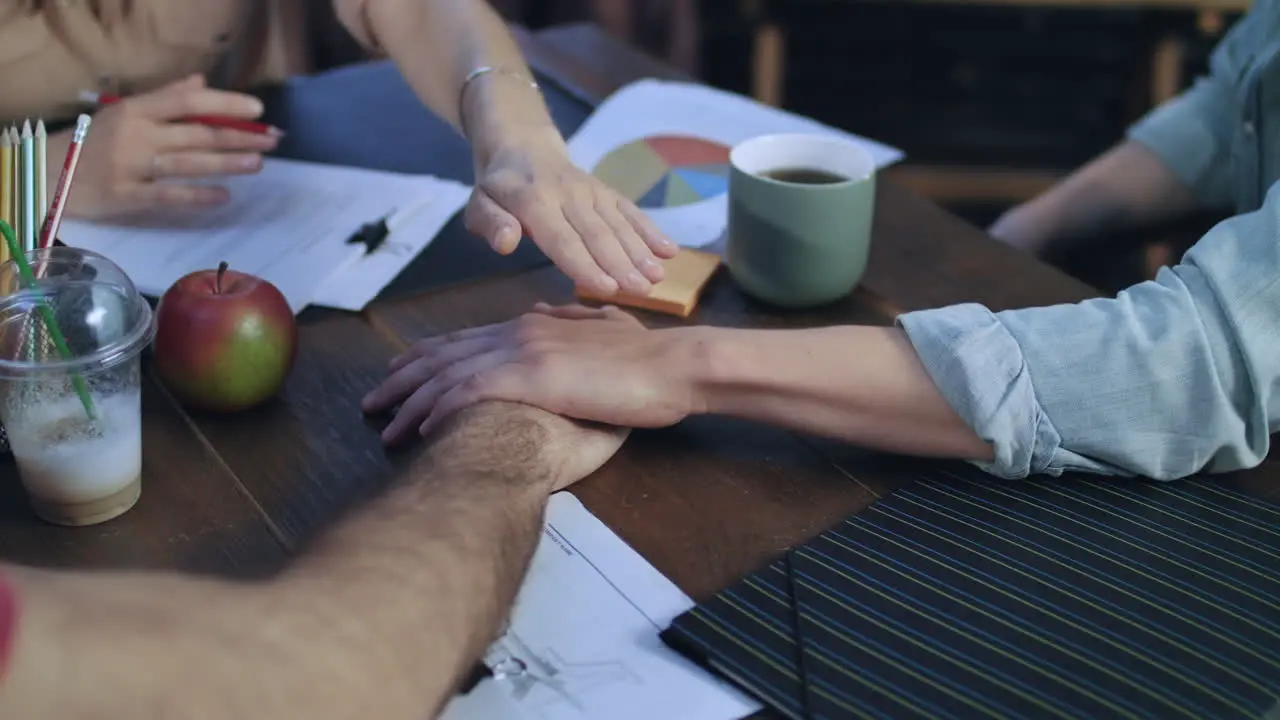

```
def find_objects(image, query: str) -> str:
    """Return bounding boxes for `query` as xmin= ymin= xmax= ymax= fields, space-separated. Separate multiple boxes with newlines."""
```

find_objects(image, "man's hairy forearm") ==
xmin=273 ymin=409 xmax=555 ymax=717
xmin=0 ymin=405 xmax=555 ymax=720
xmin=679 ymin=325 xmax=994 ymax=461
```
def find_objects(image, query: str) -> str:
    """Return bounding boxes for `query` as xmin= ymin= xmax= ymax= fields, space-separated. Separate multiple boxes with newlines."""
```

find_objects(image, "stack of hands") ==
xmin=361 ymin=302 xmax=681 ymax=443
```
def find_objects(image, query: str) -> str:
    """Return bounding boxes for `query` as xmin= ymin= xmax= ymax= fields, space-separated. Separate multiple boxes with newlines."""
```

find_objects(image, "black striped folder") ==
xmin=660 ymin=469 xmax=1280 ymax=720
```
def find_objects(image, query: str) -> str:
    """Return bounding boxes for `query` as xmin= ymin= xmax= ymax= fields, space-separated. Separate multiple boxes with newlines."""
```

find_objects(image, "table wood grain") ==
xmin=1 ymin=22 xmax=1273 ymax=627
xmin=0 ymin=373 xmax=287 ymax=578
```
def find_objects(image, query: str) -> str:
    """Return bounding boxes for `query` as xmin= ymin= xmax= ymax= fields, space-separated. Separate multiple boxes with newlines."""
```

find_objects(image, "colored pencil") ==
xmin=34 ymin=120 xmax=46 ymax=230
xmin=8 ymin=126 xmax=15 ymax=245
xmin=19 ymin=121 xmax=34 ymax=254
xmin=11 ymin=127 xmax=21 ymax=254
xmin=39 ymin=114 xmax=92 ymax=251
xmin=79 ymin=90 xmax=283 ymax=137
xmin=0 ymin=128 xmax=11 ymax=264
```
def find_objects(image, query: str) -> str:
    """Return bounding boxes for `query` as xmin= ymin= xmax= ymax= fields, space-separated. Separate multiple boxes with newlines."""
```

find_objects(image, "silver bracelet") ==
xmin=458 ymin=66 xmax=541 ymax=138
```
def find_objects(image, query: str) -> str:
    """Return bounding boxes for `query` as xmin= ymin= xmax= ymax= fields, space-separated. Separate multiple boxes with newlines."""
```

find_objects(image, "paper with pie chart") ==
xmin=593 ymin=136 xmax=731 ymax=211
xmin=568 ymin=79 xmax=903 ymax=248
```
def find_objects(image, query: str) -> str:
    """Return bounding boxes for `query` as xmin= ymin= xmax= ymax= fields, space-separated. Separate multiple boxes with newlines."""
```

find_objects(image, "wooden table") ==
xmin=1 ymin=22 xmax=1275 ymax=623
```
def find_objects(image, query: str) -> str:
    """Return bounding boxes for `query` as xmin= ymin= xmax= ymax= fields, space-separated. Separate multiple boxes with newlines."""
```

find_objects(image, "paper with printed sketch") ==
xmin=566 ymin=79 xmax=904 ymax=249
xmin=439 ymin=492 xmax=760 ymax=720
xmin=58 ymin=158 xmax=470 ymax=314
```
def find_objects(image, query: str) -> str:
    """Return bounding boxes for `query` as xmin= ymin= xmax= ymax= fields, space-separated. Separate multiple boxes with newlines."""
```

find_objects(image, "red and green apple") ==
xmin=153 ymin=262 xmax=298 ymax=412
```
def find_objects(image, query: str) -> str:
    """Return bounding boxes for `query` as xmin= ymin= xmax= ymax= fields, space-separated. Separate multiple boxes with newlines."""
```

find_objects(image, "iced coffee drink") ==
xmin=0 ymin=246 xmax=154 ymax=526
xmin=7 ymin=392 xmax=142 ymax=526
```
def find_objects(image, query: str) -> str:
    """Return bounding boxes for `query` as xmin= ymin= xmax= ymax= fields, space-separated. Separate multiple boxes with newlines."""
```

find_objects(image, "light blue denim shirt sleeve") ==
xmin=1125 ymin=6 xmax=1260 ymax=210
xmin=1127 ymin=77 xmax=1237 ymax=209
xmin=896 ymin=179 xmax=1280 ymax=481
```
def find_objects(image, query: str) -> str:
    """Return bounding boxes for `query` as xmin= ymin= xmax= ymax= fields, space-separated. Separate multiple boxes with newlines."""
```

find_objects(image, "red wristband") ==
xmin=0 ymin=570 xmax=17 ymax=681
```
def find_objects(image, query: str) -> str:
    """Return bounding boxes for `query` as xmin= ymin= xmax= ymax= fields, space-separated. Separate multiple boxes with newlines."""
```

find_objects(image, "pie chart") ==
xmin=592 ymin=135 xmax=731 ymax=210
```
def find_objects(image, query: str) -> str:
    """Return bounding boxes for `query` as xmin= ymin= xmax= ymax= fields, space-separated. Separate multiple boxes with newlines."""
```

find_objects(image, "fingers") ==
xmin=591 ymin=197 xmax=665 ymax=285
xmin=160 ymin=123 xmax=279 ymax=153
xmin=418 ymin=366 xmax=525 ymax=439
xmin=150 ymin=151 xmax=263 ymax=179
xmin=134 ymin=82 xmax=266 ymax=122
xmin=618 ymin=201 xmax=679 ymax=258
xmin=464 ymin=191 xmax=522 ymax=255
xmin=531 ymin=303 xmax=642 ymax=330
xmin=362 ymin=334 xmax=496 ymax=414
xmin=529 ymin=302 xmax=613 ymax=320
xmin=153 ymin=74 xmax=206 ymax=93
xmin=564 ymin=203 xmax=652 ymax=296
xmin=380 ymin=351 xmax=510 ymax=445
xmin=524 ymin=205 xmax=618 ymax=296
xmin=385 ymin=322 xmax=508 ymax=373
xmin=123 ymin=182 xmax=229 ymax=208
xmin=417 ymin=382 xmax=482 ymax=440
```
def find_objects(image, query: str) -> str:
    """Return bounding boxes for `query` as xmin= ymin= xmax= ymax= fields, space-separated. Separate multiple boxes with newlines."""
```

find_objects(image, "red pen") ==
xmin=79 ymin=90 xmax=284 ymax=137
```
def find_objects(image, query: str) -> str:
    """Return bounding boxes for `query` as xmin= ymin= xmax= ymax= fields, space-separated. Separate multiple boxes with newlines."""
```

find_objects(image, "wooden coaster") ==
xmin=575 ymin=248 xmax=722 ymax=318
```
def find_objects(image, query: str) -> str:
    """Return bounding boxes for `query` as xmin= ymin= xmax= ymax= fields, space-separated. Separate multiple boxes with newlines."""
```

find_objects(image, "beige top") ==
xmin=0 ymin=0 xmax=375 ymax=124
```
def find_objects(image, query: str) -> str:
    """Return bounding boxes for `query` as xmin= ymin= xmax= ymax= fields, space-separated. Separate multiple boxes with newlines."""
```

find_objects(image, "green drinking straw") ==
xmin=0 ymin=219 xmax=95 ymax=421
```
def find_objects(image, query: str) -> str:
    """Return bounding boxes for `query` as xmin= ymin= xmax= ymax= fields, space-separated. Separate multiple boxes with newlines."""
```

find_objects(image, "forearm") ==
xmin=354 ymin=0 xmax=561 ymax=164
xmin=898 ymin=172 xmax=1280 ymax=481
xmin=679 ymin=325 xmax=993 ymax=461
xmin=0 ymin=568 xmax=273 ymax=719
xmin=275 ymin=442 xmax=548 ymax=718
xmin=0 ymin=407 xmax=554 ymax=719
xmin=995 ymin=140 xmax=1199 ymax=253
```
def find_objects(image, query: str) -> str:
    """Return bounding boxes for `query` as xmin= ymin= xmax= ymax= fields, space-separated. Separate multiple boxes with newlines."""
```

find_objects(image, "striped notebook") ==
xmin=660 ymin=469 xmax=1280 ymax=720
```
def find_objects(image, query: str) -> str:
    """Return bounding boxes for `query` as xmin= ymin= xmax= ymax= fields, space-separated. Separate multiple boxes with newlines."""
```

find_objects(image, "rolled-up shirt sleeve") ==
xmin=1124 ymin=7 xmax=1256 ymax=210
xmin=897 ymin=180 xmax=1280 ymax=481
xmin=1126 ymin=78 xmax=1236 ymax=210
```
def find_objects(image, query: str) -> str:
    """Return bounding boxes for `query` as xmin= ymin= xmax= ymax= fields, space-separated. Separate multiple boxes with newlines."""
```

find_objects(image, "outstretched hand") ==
xmin=362 ymin=304 xmax=698 ymax=445
xmin=465 ymin=140 xmax=680 ymax=297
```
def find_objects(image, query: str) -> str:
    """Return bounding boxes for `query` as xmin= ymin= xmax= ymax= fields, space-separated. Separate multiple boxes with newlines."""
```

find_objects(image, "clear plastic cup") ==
xmin=0 ymin=247 xmax=154 ymax=526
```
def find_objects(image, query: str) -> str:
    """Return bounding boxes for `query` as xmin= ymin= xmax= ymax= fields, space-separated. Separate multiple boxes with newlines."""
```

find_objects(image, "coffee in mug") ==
xmin=726 ymin=133 xmax=876 ymax=308
xmin=758 ymin=167 xmax=850 ymax=185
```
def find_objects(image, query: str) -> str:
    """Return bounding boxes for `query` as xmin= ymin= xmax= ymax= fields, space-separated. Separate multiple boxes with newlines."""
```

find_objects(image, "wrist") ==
xmin=420 ymin=402 xmax=560 ymax=497
xmin=664 ymin=326 xmax=754 ymax=419
xmin=462 ymin=74 xmax=563 ymax=170
xmin=471 ymin=121 xmax=565 ymax=173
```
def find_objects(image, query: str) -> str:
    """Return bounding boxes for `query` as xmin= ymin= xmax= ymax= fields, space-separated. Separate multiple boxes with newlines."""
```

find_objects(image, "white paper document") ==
xmin=58 ymin=159 xmax=470 ymax=313
xmin=440 ymin=493 xmax=759 ymax=720
xmin=311 ymin=179 xmax=472 ymax=311
xmin=567 ymin=79 xmax=904 ymax=248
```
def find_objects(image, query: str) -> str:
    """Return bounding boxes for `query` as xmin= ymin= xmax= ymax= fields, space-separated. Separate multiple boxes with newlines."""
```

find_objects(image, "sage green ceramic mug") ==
xmin=726 ymin=133 xmax=877 ymax=308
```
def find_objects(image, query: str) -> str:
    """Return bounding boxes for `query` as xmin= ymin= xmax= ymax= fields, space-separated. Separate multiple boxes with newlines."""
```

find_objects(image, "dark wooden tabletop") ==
xmin=1 ymin=23 xmax=1275 ymax=618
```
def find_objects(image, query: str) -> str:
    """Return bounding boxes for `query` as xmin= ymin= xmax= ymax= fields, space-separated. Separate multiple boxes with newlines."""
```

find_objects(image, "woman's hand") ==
xmin=62 ymin=74 xmax=279 ymax=220
xmin=465 ymin=133 xmax=679 ymax=297
xmin=362 ymin=303 xmax=699 ymax=445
